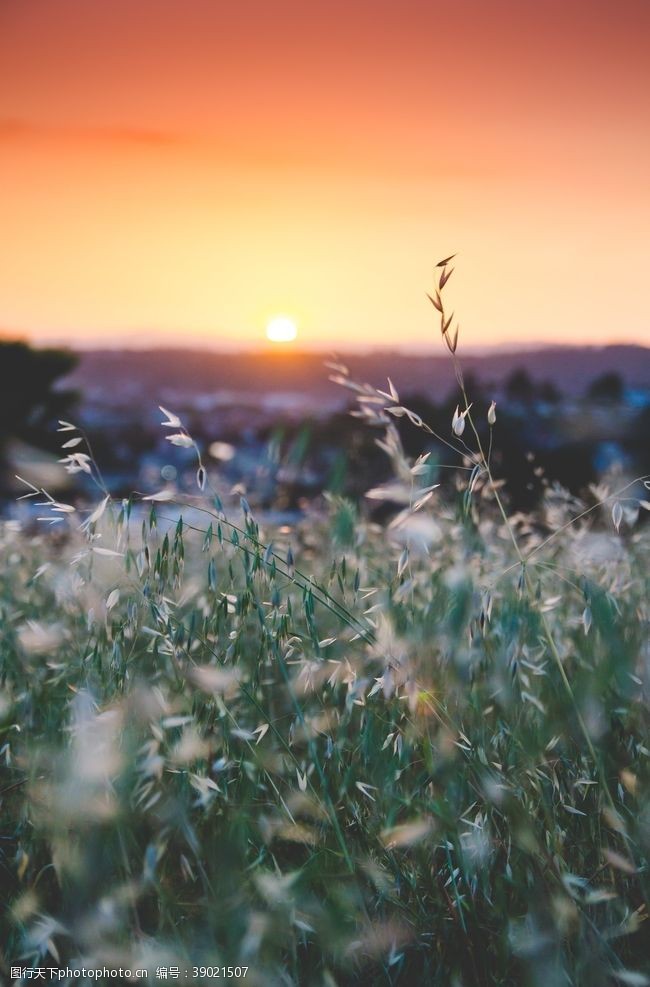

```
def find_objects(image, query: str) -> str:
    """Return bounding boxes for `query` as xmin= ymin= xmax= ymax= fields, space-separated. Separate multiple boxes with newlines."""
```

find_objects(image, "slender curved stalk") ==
xmin=146 ymin=501 xmax=377 ymax=646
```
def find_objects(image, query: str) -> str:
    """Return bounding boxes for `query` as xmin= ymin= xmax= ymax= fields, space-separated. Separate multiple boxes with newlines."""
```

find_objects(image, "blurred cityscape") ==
xmin=2 ymin=342 xmax=649 ymax=517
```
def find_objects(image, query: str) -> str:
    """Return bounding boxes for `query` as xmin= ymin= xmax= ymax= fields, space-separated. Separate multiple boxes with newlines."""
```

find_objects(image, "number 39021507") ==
xmin=192 ymin=968 xmax=248 ymax=979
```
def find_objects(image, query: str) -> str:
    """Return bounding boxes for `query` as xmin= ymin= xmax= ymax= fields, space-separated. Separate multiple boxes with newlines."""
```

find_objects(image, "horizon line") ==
xmin=3 ymin=336 xmax=649 ymax=358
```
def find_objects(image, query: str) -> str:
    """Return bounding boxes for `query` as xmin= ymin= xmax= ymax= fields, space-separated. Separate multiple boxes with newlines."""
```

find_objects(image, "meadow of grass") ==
xmin=1 ymin=261 xmax=649 ymax=986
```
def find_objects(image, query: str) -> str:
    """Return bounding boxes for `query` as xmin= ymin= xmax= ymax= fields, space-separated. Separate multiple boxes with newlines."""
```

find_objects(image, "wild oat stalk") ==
xmin=334 ymin=254 xmax=650 ymax=882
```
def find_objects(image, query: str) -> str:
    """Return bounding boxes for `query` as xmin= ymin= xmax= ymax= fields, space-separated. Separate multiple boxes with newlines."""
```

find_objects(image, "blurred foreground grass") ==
xmin=0 ymin=477 xmax=648 ymax=986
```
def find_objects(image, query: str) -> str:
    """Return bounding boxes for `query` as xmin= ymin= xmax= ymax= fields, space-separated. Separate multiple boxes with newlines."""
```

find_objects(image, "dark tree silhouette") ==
xmin=0 ymin=339 xmax=78 ymax=480
xmin=537 ymin=380 xmax=561 ymax=404
xmin=504 ymin=368 xmax=534 ymax=404
xmin=586 ymin=372 xmax=624 ymax=404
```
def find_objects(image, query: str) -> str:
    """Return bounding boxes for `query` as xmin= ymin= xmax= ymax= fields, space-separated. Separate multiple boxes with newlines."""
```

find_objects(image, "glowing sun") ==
xmin=265 ymin=316 xmax=298 ymax=343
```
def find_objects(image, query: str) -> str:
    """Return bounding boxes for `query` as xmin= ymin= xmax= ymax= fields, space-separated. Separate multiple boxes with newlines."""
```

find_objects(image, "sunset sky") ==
xmin=0 ymin=0 xmax=648 ymax=351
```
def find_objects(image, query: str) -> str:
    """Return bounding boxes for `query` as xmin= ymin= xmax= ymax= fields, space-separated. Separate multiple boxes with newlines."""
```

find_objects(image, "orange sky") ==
xmin=0 ymin=0 xmax=648 ymax=350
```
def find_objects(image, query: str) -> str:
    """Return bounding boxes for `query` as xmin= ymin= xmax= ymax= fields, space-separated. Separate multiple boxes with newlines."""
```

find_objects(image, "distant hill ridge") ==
xmin=67 ymin=344 xmax=650 ymax=402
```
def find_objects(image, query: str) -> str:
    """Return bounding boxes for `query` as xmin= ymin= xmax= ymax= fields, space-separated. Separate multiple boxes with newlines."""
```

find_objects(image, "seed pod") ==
xmin=488 ymin=401 xmax=497 ymax=426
